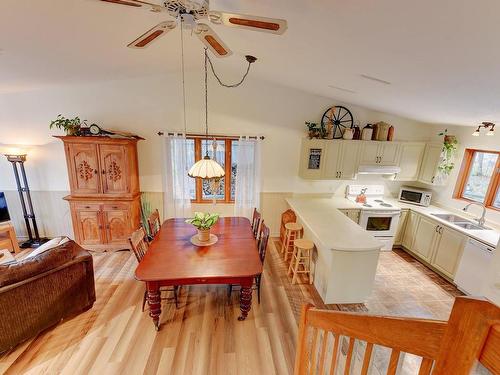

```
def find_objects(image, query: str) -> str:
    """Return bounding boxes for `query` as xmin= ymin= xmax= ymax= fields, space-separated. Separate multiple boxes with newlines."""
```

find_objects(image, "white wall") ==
xmin=0 ymin=71 xmax=437 ymax=237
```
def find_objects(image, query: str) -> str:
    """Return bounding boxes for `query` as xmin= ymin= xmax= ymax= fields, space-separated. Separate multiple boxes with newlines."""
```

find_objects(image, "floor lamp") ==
xmin=4 ymin=153 xmax=48 ymax=248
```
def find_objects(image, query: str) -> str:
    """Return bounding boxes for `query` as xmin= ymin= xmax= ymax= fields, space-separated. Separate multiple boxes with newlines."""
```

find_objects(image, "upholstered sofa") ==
xmin=0 ymin=239 xmax=96 ymax=353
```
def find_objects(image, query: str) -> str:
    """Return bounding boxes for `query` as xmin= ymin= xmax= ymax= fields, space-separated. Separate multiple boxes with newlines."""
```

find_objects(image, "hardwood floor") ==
xmin=0 ymin=240 xmax=462 ymax=375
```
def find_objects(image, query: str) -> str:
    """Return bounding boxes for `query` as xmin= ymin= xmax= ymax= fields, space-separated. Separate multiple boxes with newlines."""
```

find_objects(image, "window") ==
xmin=454 ymin=149 xmax=500 ymax=209
xmin=189 ymin=137 xmax=238 ymax=203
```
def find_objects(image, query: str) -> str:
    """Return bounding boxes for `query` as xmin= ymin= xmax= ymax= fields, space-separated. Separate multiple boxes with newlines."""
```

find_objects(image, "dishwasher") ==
xmin=454 ymin=238 xmax=495 ymax=296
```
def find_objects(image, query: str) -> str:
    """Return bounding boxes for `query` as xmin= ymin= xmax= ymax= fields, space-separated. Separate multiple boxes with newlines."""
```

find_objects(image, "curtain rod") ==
xmin=157 ymin=131 xmax=265 ymax=140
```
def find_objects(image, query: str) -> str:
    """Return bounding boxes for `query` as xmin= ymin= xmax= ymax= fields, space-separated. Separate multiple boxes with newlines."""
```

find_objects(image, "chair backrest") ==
xmin=257 ymin=223 xmax=270 ymax=264
xmin=294 ymin=296 xmax=500 ymax=375
xmin=252 ymin=209 xmax=262 ymax=238
xmin=129 ymin=227 xmax=149 ymax=263
xmin=147 ymin=209 xmax=161 ymax=238
xmin=280 ymin=209 xmax=296 ymax=243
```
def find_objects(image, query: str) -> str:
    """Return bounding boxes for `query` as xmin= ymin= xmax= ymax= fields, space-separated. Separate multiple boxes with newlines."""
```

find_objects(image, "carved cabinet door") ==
xmin=99 ymin=145 xmax=129 ymax=195
xmin=67 ymin=143 xmax=100 ymax=194
xmin=75 ymin=207 xmax=103 ymax=245
xmin=103 ymin=208 xmax=130 ymax=244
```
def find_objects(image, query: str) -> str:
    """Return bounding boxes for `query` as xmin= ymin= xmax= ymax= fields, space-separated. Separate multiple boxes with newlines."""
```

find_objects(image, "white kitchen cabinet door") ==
xmin=431 ymin=226 xmax=466 ymax=278
xmin=412 ymin=215 xmax=439 ymax=261
xmin=299 ymin=139 xmax=327 ymax=179
xmin=338 ymin=141 xmax=360 ymax=179
xmin=395 ymin=143 xmax=425 ymax=181
xmin=418 ymin=144 xmax=443 ymax=185
xmin=402 ymin=211 xmax=418 ymax=250
xmin=358 ymin=142 xmax=379 ymax=165
xmin=394 ymin=210 xmax=408 ymax=246
xmin=323 ymin=141 xmax=342 ymax=179
xmin=378 ymin=143 xmax=400 ymax=166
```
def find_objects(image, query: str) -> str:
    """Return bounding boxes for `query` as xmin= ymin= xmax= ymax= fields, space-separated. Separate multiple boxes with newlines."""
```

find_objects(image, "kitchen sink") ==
xmin=453 ymin=222 xmax=492 ymax=231
xmin=431 ymin=213 xmax=473 ymax=224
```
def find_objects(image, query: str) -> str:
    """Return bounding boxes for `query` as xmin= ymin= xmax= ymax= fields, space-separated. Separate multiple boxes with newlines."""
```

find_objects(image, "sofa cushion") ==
xmin=0 ymin=240 xmax=91 ymax=288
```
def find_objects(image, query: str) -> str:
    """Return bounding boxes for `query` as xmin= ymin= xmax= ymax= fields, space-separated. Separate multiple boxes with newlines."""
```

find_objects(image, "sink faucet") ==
xmin=462 ymin=202 xmax=487 ymax=227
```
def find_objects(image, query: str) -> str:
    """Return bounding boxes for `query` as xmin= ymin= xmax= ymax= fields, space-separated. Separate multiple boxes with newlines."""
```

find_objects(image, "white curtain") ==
xmin=162 ymin=134 xmax=192 ymax=218
xmin=234 ymin=137 xmax=262 ymax=218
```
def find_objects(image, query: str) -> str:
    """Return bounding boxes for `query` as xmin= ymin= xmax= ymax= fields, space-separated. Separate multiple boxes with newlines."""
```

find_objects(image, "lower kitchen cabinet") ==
xmin=411 ymin=215 xmax=438 ymax=262
xmin=402 ymin=211 xmax=418 ymax=249
xmin=339 ymin=209 xmax=360 ymax=224
xmin=394 ymin=209 xmax=408 ymax=246
xmin=401 ymin=211 xmax=467 ymax=280
xmin=431 ymin=226 xmax=466 ymax=278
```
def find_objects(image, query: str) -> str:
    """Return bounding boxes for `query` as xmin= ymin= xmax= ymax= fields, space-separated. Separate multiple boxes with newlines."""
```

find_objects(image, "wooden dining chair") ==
xmin=129 ymin=227 xmax=179 ymax=311
xmin=147 ymin=208 xmax=161 ymax=239
xmin=227 ymin=223 xmax=270 ymax=304
xmin=251 ymin=209 xmax=262 ymax=239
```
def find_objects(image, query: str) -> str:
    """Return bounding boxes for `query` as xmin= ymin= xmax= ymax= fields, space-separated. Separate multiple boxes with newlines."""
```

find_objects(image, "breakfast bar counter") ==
xmin=286 ymin=197 xmax=382 ymax=304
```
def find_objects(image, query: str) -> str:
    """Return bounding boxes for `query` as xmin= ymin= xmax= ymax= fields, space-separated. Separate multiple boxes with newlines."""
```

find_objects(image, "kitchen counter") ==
xmin=285 ymin=197 xmax=382 ymax=304
xmin=286 ymin=198 xmax=382 ymax=252
xmin=385 ymin=198 xmax=499 ymax=248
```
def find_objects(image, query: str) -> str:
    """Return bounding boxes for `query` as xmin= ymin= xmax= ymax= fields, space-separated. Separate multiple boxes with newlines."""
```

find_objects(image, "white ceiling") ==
xmin=1 ymin=0 xmax=500 ymax=126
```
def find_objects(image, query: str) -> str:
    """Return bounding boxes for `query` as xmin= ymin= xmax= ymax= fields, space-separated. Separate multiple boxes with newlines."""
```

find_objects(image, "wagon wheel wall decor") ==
xmin=321 ymin=106 xmax=354 ymax=139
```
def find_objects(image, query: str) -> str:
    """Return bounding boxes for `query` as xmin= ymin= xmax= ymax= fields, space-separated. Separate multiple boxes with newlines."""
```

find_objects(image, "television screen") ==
xmin=0 ymin=193 xmax=10 ymax=223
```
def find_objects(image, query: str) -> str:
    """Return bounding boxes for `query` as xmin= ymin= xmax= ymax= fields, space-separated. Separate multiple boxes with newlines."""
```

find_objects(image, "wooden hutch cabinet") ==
xmin=56 ymin=136 xmax=142 ymax=250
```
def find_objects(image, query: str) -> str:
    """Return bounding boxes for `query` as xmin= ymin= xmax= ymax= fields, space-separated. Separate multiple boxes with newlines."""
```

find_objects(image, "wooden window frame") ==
xmin=190 ymin=137 xmax=235 ymax=204
xmin=453 ymin=148 xmax=500 ymax=211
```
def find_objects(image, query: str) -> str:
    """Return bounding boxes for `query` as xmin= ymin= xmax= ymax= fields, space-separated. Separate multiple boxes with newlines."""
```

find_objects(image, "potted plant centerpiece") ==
xmin=186 ymin=212 xmax=219 ymax=243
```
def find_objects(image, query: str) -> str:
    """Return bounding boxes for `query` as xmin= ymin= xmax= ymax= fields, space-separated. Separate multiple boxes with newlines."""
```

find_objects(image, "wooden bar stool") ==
xmin=281 ymin=222 xmax=303 ymax=262
xmin=288 ymin=238 xmax=314 ymax=285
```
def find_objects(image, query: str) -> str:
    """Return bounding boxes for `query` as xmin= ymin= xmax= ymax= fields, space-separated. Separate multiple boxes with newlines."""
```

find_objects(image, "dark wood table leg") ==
xmin=238 ymin=278 xmax=253 ymax=321
xmin=146 ymin=282 xmax=161 ymax=331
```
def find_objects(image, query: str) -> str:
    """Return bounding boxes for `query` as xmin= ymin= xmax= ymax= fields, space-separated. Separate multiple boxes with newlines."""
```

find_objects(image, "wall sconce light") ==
xmin=472 ymin=122 xmax=495 ymax=137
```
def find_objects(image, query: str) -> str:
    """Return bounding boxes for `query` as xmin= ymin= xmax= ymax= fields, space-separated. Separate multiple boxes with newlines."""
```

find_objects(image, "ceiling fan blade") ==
xmin=195 ymin=23 xmax=232 ymax=58
xmin=208 ymin=11 xmax=287 ymax=35
xmin=127 ymin=21 xmax=176 ymax=49
xmin=98 ymin=0 xmax=165 ymax=13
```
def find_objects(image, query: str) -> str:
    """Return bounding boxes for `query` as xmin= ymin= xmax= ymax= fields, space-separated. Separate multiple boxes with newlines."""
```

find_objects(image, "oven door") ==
xmin=359 ymin=210 xmax=400 ymax=237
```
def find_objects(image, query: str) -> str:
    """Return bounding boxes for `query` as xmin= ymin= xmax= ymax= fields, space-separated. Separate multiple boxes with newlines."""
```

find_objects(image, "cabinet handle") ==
xmin=435 ymin=226 xmax=439 ymax=233
xmin=431 ymin=176 xmax=435 ymax=183
xmin=439 ymin=227 xmax=443 ymax=234
xmin=339 ymin=171 xmax=342 ymax=178
xmin=94 ymin=170 xmax=98 ymax=174
xmin=102 ymin=170 xmax=106 ymax=175
xmin=98 ymin=211 xmax=103 ymax=229
xmin=106 ymin=224 xmax=110 ymax=229
xmin=84 ymin=206 xmax=91 ymax=209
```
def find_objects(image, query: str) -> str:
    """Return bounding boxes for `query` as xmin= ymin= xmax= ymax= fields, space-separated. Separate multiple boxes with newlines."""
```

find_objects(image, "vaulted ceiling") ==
xmin=1 ymin=0 xmax=500 ymax=126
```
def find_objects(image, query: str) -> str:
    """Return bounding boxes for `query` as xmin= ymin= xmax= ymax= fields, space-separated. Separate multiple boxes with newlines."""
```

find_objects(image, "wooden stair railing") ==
xmin=294 ymin=296 xmax=500 ymax=375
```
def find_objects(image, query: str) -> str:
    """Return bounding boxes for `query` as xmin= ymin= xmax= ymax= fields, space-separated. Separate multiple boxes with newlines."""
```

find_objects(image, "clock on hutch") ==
xmin=56 ymin=136 xmax=143 ymax=250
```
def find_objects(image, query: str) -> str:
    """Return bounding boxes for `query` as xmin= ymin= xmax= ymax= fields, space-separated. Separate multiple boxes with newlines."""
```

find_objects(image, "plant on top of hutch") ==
xmin=49 ymin=115 xmax=87 ymax=136
xmin=55 ymin=135 xmax=144 ymax=250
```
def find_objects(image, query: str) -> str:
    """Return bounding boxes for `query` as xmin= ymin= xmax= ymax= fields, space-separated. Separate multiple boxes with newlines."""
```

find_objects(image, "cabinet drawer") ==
xmin=74 ymin=203 xmax=101 ymax=211
xmin=103 ymin=203 xmax=130 ymax=211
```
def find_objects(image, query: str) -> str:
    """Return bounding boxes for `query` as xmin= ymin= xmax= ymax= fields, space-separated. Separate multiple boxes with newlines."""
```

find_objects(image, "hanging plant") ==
xmin=437 ymin=129 xmax=458 ymax=177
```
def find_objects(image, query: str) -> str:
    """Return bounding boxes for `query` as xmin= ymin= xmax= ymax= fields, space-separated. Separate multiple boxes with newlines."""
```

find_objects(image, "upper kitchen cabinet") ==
xmin=57 ymin=136 xmax=141 ymax=197
xmin=299 ymin=139 xmax=328 ymax=179
xmin=299 ymin=139 xmax=360 ymax=180
xmin=418 ymin=143 xmax=445 ymax=185
xmin=395 ymin=142 xmax=425 ymax=181
xmin=323 ymin=140 xmax=360 ymax=180
xmin=359 ymin=142 xmax=400 ymax=166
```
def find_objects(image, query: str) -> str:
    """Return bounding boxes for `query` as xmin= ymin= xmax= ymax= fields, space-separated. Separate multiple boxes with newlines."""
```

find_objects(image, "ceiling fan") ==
xmin=97 ymin=0 xmax=288 ymax=57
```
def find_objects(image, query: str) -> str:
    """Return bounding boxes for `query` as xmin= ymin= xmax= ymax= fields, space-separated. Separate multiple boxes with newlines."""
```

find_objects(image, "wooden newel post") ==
xmin=432 ymin=296 xmax=500 ymax=374
xmin=294 ymin=303 xmax=313 ymax=375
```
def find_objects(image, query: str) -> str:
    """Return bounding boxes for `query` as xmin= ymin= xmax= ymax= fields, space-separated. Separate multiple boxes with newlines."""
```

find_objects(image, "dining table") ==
xmin=135 ymin=217 xmax=263 ymax=330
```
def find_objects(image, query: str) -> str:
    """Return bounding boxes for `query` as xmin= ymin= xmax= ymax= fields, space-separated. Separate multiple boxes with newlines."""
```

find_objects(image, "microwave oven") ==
xmin=398 ymin=186 xmax=432 ymax=207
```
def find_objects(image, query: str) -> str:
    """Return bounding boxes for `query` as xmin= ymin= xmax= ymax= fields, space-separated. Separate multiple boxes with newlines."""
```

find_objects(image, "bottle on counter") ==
xmin=353 ymin=125 xmax=361 ymax=140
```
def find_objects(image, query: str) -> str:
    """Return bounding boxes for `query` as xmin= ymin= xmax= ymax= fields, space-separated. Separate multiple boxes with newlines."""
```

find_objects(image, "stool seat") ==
xmin=285 ymin=222 xmax=302 ymax=231
xmin=293 ymin=239 xmax=314 ymax=250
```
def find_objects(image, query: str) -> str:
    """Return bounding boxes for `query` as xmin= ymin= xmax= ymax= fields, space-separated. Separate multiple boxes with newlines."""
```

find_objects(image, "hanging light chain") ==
xmin=206 ymin=52 xmax=256 ymax=88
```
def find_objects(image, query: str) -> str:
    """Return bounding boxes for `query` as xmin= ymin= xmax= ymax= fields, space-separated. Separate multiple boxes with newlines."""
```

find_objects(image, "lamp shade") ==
xmin=188 ymin=155 xmax=225 ymax=179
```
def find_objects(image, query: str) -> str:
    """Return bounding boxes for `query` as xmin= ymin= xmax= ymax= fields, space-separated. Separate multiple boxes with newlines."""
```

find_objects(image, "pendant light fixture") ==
xmin=188 ymin=48 xmax=225 ymax=179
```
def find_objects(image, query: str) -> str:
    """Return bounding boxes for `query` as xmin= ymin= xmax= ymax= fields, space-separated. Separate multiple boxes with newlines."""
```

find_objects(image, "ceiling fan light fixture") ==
xmin=472 ymin=127 xmax=480 ymax=136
